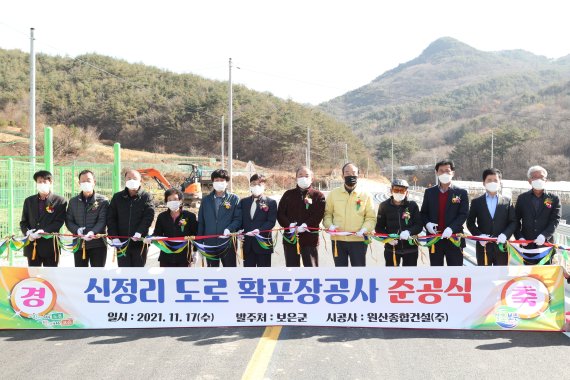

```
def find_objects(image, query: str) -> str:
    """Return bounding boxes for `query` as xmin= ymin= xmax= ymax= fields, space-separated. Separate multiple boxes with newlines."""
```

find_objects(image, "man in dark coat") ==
xmin=467 ymin=168 xmax=517 ymax=266
xmin=20 ymin=170 xmax=67 ymax=267
xmin=514 ymin=165 xmax=561 ymax=265
xmin=66 ymin=169 xmax=110 ymax=267
xmin=277 ymin=166 xmax=325 ymax=267
xmin=240 ymin=174 xmax=277 ymax=267
xmin=420 ymin=159 xmax=469 ymax=266
xmin=376 ymin=179 xmax=423 ymax=266
xmin=107 ymin=169 xmax=155 ymax=267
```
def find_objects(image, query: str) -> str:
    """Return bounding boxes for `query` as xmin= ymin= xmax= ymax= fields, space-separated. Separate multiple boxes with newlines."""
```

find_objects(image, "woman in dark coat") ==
xmin=149 ymin=188 xmax=198 ymax=267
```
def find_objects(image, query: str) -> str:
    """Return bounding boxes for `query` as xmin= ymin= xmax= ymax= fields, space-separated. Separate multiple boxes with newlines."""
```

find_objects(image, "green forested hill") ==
xmin=320 ymin=37 xmax=570 ymax=181
xmin=0 ymin=48 xmax=369 ymax=170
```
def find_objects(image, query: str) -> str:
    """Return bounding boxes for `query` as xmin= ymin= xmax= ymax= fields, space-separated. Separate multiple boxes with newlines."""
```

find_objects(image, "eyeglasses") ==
xmin=392 ymin=187 xmax=407 ymax=194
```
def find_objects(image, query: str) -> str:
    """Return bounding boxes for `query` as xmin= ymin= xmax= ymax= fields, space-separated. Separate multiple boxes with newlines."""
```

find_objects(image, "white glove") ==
xmin=388 ymin=239 xmax=398 ymax=246
xmin=288 ymin=222 xmax=297 ymax=234
xmin=328 ymin=224 xmax=337 ymax=232
xmin=132 ymin=232 xmax=142 ymax=241
xmin=26 ymin=229 xmax=36 ymax=241
xmin=84 ymin=231 xmax=95 ymax=241
xmin=496 ymin=233 xmax=507 ymax=244
xmin=355 ymin=228 xmax=367 ymax=237
xmin=441 ymin=227 xmax=453 ymax=239
xmin=478 ymin=234 xmax=490 ymax=246
xmin=426 ymin=222 xmax=438 ymax=234
xmin=399 ymin=230 xmax=410 ymax=240
xmin=246 ymin=229 xmax=260 ymax=237
xmin=31 ymin=229 xmax=44 ymax=240
xmin=221 ymin=228 xmax=231 ymax=238
xmin=77 ymin=227 xmax=86 ymax=236
xmin=143 ymin=237 xmax=152 ymax=245
xmin=534 ymin=234 xmax=546 ymax=246
xmin=112 ymin=238 xmax=122 ymax=247
xmin=296 ymin=223 xmax=308 ymax=233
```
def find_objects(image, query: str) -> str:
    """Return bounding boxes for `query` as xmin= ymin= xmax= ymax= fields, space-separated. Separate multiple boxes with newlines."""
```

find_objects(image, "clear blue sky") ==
xmin=1 ymin=0 xmax=569 ymax=105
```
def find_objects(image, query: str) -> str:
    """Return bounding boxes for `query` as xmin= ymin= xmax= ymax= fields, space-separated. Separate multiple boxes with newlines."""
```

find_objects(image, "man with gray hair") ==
xmin=277 ymin=166 xmax=325 ymax=266
xmin=514 ymin=165 xmax=561 ymax=264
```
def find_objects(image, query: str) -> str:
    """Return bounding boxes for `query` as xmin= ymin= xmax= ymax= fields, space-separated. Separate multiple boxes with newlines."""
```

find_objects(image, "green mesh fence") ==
xmin=0 ymin=159 xmax=44 ymax=237
xmin=0 ymin=159 xmax=114 ymax=238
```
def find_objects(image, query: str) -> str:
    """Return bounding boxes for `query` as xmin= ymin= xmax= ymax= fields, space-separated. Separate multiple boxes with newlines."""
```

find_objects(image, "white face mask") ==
xmin=484 ymin=182 xmax=500 ymax=193
xmin=125 ymin=179 xmax=141 ymax=190
xmin=80 ymin=182 xmax=94 ymax=193
xmin=531 ymin=179 xmax=546 ymax=191
xmin=250 ymin=185 xmax=264 ymax=197
xmin=213 ymin=181 xmax=227 ymax=192
xmin=166 ymin=200 xmax=181 ymax=211
xmin=392 ymin=193 xmax=406 ymax=202
xmin=438 ymin=173 xmax=453 ymax=184
xmin=297 ymin=177 xmax=312 ymax=189
xmin=36 ymin=183 xmax=51 ymax=194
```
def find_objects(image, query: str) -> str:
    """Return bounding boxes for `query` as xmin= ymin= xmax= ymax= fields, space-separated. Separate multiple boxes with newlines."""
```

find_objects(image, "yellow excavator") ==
xmin=138 ymin=164 xmax=209 ymax=207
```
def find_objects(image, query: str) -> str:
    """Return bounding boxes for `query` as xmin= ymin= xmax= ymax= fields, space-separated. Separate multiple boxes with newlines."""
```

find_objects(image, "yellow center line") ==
xmin=241 ymin=325 xmax=282 ymax=380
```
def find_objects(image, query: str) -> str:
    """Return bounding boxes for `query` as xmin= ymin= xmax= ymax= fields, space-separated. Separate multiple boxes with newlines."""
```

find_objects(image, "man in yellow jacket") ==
xmin=323 ymin=163 xmax=376 ymax=266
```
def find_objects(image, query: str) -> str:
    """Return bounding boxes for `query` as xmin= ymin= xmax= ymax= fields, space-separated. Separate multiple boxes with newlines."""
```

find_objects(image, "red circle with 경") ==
xmin=500 ymin=276 xmax=550 ymax=319
xmin=10 ymin=278 xmax=57 ymax=318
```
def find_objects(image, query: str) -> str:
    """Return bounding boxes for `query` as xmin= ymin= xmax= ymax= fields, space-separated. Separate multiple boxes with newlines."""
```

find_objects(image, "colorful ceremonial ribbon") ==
xmin=3 ymin=228 xmax=570 ymax=267
xmin=32 ymin=241 xmax=37 ymax=260
xmin=254 ymin=234 xmax=274 ymax=250
xmin=192 ymin=239 xmax=231 ymax=261
xmin=506 ymin=243 xmax=554 ymax=265
xmin=152 ymin=239 xmax=189 ymax=254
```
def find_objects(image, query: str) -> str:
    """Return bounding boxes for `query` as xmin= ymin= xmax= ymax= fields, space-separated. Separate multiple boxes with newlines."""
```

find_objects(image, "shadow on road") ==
xmin=277 ymin=326 xmax=570 ymax=349
xmin=0 ymin=326 xmax=265 ymax=345
xmin=1 ymin=326 xmax=568 ymax=349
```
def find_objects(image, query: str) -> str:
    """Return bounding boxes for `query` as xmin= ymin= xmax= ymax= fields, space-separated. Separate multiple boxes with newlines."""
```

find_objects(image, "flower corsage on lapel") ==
xmin=544 ymin=198 xmax=553 ymax=209
xmin=356 ymin=198 xmax=362 ymax=211
xmin=402 ymin=208 xmax=411 ymax=225
xmin=45 ymin=204 xmax=55 ymax=213
xmin=304 ymin=193 xmax=312 ymax=209
xmin=222 ymin=197 xmax=232 ymax=210
xmin=179 ymin=218 xmax=187 ymax=232
xmin=258 ymin=198 xmax=269 ymax=212
xmin=451 ymin=195 xmax=461 ymax=204
xmin=87 ymin=200 xmax=99 ymax=212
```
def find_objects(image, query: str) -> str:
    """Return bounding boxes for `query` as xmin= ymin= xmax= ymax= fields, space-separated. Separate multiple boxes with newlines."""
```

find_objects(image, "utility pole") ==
xmin=391 ymin=138 xmax=394 ymax=182
xmin=29 ymin=28 xmax=36 ymax=166
xmin=490 ymin=129 xmax=494 ymax=168
xmin=221 ymin=115 xmax=225 ymax=169
xmin=228 ymin=58 xmax=233 ymax=191
xmin=306 ymin=126 xmax=311 ymax=170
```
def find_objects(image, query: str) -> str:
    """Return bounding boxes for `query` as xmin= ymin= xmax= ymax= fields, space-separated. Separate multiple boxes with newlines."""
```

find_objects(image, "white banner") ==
xmin=0 ymin=266 xmax=564 ymax=330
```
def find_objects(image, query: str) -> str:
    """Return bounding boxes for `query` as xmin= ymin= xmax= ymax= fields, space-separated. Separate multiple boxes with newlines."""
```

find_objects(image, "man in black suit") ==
xmin=467 ymin=168 xmax=516 ymax=266
xmin=420 ymin=159 xmax=469 ymax=266
xmin=20 ymin=170 xmax=67 ymax=267
xmin=240 ymin=174 xmax=277 ymax=267
xmin=514 ymin=165 xmax=561 ymax=265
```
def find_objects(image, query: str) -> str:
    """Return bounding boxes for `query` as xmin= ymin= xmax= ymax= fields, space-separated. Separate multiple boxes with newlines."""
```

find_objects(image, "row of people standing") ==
xmin=375 ymin=161 xmax=561 ymax=267
xmin=18 ymin=167 xmax=322 ymax=268
xmin=19 ymin=160 xmax=561 ymax=268
xmin=20 ymin=169 xmax=156 ymax=267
